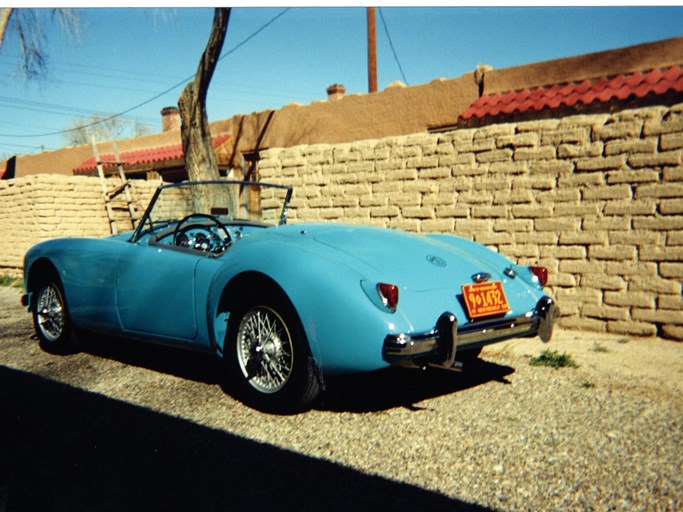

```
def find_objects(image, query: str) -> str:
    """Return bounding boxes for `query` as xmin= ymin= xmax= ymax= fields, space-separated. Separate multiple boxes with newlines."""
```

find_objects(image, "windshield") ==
xmin=130 ymin=180 xmax=292 ymax=242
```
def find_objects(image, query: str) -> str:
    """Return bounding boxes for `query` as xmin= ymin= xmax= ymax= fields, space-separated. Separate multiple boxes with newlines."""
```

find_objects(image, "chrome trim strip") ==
xmin=382 ymin=296 xmax=558 ymax=368
xmin=382 ymin=331 xmax=439 ymax=358
xmin=458 ymin=318 xmax=536 ymax=346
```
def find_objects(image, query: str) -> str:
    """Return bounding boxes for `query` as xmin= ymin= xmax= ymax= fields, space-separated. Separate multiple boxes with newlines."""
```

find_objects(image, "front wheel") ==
xmin=32 ymin=277 xmax=80 ymax=354
xmin=226 ymin=299 xmax=321 ymax=413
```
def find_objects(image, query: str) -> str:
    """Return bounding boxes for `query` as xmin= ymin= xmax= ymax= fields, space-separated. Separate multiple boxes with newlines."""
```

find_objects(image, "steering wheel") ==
xmin=173 ymin=213 xmax=232 ymax=253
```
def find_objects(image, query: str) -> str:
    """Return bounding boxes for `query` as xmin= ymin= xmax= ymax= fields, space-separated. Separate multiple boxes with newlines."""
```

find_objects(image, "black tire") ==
xmin=31 ymin=274 xmax=80 ymax=354
xmin=225 ymin=295 xmax=321 ymax=414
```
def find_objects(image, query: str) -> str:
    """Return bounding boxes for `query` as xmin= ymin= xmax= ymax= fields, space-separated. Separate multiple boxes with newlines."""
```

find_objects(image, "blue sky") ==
xmin=1 ymin=5 xmax=682 ymax=158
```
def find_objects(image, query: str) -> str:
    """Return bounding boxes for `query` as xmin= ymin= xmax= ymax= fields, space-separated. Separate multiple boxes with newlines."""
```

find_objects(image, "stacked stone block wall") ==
xmin=0 ymin=175 xmax=160 ymax=276
xmin=258 ymin=104 xmax=683 ymax=340
xmin=1 ymin=104 xmax=681 ymax=339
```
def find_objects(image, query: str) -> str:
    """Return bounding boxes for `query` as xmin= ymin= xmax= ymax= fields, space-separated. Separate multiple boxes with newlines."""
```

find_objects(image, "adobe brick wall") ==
xmin=0 ymin=103 xmax=681 ymax=340
xmin=258 ymin=103 xmax=683 ymax=340
xmin=0 ymin=175 xmax=160 ymax=276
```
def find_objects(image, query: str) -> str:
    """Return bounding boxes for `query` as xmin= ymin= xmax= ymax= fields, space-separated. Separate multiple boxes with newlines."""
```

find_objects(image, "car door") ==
xmin=116 ymin=242 xmax=200 ymax=341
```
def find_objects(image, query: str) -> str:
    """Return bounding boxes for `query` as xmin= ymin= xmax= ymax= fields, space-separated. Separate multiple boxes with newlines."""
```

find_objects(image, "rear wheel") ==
xmin=32 ymin=275 xmax=80 ymax=354
xmin=226 ymin=297 xmax=321 ymax=413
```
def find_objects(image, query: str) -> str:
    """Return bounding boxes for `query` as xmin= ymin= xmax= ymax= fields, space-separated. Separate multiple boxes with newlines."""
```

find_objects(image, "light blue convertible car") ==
xmin=23 ymin=180 xmax=557 ymax=412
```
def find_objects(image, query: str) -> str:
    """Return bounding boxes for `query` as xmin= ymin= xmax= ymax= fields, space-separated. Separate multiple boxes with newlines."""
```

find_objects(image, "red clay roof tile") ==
xmin=460 ymin=66 xmax=683 ymax=121
xmin=73 ymin=134 xmax=230 ymax=174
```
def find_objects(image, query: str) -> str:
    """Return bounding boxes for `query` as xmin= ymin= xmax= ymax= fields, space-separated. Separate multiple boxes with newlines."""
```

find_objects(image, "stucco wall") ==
xmin=1 ymin=103 xmax=682 ymax=340
xmin=257 ymin=103 xmax=683 ymax=340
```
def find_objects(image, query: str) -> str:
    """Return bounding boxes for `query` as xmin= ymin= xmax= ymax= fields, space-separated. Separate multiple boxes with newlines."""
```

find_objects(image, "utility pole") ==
xmin=367 ymin=7 xmax=377 ymax=93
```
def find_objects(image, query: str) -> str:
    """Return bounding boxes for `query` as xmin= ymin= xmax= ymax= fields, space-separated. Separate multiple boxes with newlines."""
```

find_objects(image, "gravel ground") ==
xmin=0 ymin=285 xmax=681 ymax=511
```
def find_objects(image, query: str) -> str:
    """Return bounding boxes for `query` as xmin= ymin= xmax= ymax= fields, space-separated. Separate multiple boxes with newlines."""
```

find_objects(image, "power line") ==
xmin=0 ymin=95 xmax=157 ymax=123
xmin=0 ymin=142 xmax=47 ymax=150
xmin=378 ymin=8 xmax=409 ymax=86
xmin=0 ymin=57 xmax=187 ymax=90
xmin=2 ymin=54 xmax=305 ymax=98
xmin=2 ymin=64 xmax=303 ymax=109
xmin=0 ymin=8 xmax=291 ymax=139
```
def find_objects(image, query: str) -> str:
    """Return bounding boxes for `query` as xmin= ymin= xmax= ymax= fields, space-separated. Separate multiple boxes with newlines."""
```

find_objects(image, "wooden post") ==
xmin=367 ymin=7 xmax=377 ymax=93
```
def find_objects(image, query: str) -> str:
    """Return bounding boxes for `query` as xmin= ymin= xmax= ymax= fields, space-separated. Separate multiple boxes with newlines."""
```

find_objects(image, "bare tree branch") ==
xmin=63 ymin=114 xmax=148 ymax=146
xmin=0 ymin=8 xmax=81 ymax=82
xmin=51 ymin=8 xmax=81 ymax=43
xmin=15 ymin=10 xmax=46 ymax=80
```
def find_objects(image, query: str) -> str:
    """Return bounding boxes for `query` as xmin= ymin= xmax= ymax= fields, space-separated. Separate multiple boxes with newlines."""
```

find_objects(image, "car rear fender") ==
xmin=207 ymin=240 xmax=401 ymax=374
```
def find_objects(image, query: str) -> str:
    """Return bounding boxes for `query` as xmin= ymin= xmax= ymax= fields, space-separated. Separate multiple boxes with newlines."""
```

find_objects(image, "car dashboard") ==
xmin=143 ymin=219 xmax=270 ymax=257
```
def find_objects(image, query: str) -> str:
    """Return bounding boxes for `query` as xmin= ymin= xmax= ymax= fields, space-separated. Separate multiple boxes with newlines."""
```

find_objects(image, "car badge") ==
xmin=426 ymin=255 xmax=447 ymax=267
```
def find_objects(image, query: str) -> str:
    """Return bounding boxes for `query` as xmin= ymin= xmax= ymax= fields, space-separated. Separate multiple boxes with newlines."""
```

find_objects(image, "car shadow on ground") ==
xmin=78 ymin=334 xmax=515 ymax=415
xmin=0 ymin=365 xmax=494 ymax=512
xmin=320 ymin=360 xmax=514 ymax=413
xmin=80 ymin=333 xmax=225 ymax=386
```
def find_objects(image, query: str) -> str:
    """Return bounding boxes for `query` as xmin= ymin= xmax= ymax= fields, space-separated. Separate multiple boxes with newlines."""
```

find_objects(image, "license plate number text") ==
xmin=461 ymin=281 xmax=510 ymax=319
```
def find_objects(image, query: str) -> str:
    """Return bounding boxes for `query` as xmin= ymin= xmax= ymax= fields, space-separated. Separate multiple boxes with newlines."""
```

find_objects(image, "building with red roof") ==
xmin=2 ymin=36 xmax=682 ymax=181
xmin=72 ymin=134 xmax=231 ymax=182
xmin=459 ymin=65 xmax=683 ymax=126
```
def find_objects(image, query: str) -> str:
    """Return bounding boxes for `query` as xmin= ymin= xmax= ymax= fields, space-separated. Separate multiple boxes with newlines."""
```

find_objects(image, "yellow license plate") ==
xmin=461 ymin=281 xmax=510 ymax=319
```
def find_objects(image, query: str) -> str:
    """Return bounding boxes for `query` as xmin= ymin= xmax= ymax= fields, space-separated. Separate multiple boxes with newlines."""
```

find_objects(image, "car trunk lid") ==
xmin=310 ymin=225 xmax=511 ymax=291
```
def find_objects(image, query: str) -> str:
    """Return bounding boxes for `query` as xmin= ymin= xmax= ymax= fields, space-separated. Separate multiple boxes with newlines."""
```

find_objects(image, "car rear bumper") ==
xmin=382 ymin=296 xmax=558 ymax=369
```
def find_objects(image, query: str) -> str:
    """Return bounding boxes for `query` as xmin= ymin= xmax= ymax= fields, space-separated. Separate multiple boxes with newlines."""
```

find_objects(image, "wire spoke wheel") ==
xmin=236 ymin=306 xmax=294 ymax=394
xmin=225 ymin=291 xmax=321 ymax=413
xmin=31 ymin=273 xmax=80 ymax=355
xmin=35 ymin=283 xmax=66 ymax=342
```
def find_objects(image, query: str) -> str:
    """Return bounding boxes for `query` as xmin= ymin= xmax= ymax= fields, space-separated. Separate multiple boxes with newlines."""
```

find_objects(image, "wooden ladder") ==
xmin=91 ymin=138 xmax=138 ymax=235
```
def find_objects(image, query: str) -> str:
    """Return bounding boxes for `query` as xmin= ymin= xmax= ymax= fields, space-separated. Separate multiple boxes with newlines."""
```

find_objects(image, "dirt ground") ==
xmin=492 ymin=326 xmax=683 ymax=395
xmin=0 ymin=285 xmax=681 ymax=511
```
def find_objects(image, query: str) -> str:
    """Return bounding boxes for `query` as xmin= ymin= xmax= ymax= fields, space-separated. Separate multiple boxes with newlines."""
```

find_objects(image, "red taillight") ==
xmin=529 ymin=266 xmax=548 ymax=286
xmin=377 ymin=283 xmax=399 ymax=310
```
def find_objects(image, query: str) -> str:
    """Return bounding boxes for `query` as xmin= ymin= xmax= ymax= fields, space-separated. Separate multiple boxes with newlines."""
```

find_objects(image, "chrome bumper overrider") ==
xmin=382 ymin=296 xmax=558 ymax=369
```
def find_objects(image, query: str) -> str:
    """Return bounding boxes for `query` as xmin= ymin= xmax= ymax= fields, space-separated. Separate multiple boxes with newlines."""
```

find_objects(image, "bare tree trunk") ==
xmin=178 ymin=8 xmax=230 ymax=184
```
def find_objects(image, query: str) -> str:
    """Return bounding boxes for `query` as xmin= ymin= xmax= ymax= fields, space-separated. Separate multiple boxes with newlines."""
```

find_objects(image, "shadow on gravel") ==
xmin=320 ymin=360 xmax=515 ymax=413
xmin=0 ymin=366 xmax=494 ymax=512
xmin=81 ymin=333 xmax=224 ymax=386
xmin=78 ymin=334 xmax=515 ymax=414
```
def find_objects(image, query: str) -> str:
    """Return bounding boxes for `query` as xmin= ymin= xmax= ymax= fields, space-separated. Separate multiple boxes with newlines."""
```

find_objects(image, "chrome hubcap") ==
xmin=36 ymin=284 xmax=65 ymax=342
xmin=236 ymin=307 xmax=293 ymax=394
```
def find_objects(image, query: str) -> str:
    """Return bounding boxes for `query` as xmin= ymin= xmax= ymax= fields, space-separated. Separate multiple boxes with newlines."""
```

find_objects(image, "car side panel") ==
xmin=115 ymin=242 xmax=200 ymax=342
xmin=26 ymin=237 xmax=224 ymax=348
xmin=194 ymin=256 xmax=227 ymax=349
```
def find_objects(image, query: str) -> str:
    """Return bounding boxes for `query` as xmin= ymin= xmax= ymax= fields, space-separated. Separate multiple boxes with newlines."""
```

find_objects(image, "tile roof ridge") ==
xmin=73 ymin=133 xmax=231 ymax=174
xmin=460 ymin=66 xmax=683 ymax=122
